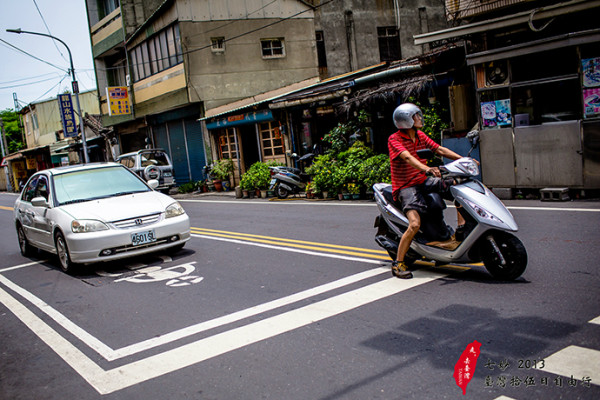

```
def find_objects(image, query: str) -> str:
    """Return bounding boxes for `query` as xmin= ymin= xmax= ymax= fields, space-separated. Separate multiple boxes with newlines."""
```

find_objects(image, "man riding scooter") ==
xmin=388 ymin=103 xmax=470 ymax=279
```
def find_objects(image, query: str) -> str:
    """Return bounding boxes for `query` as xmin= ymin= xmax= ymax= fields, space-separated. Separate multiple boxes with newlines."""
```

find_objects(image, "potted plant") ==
xmin=239 ymin=169 xmax=257 ymax=198
xmin=347 ymin=182 xmax=360 ymax=200
xmin=211 ymin=158 xmax=234 ymax=191
xmin=240 ymin=162 xmax=272 ymax=198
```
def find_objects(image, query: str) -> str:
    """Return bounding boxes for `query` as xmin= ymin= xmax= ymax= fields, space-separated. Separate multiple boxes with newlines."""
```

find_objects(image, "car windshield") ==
xmin=140 ymin=151 xmax=170 ymax=167
xmin=53 ymin=166 xmax=151 ymax=205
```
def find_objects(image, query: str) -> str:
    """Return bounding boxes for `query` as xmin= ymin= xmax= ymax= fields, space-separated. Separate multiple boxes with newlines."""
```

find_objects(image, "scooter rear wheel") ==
xmin=481 ymin=232 xmax=527 ymax=280
xmin=275 ymin=185 xmax=289 ymax=199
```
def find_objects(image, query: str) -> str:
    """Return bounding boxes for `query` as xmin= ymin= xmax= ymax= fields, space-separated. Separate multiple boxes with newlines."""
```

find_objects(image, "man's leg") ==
xmin=392 ymin=209 xmax=421 ymax=279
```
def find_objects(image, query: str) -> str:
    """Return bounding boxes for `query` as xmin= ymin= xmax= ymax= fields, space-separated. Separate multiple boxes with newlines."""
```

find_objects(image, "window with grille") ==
xmin=260 ymin=122 xmax=285 ymax=158
xmin=377 ymin=26 xmax=401 ymax=62
xmin=261 ymin=39 xmax=285 ymax=59
xmin=217 ymin=128 xmax=238 ymax=160
xmin=129 ymin=24 xmax=183 ymax=82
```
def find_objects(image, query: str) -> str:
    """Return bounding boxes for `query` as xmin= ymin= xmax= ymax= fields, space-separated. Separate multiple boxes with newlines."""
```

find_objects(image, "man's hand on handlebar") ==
xmin=425 ymin=166 xmax=441 ymax=178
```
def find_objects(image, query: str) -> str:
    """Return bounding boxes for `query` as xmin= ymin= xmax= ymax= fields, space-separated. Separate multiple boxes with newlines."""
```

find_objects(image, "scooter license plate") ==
xmin=269 ymin=178 xmax=276 ymax=185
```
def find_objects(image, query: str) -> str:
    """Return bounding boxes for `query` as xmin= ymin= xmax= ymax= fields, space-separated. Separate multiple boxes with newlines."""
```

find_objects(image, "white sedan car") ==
xmin=14 ymin=163 xmax=190 ymax=273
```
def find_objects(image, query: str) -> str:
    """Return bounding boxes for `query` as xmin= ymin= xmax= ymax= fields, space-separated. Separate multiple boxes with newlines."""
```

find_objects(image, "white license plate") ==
xmin=131 ymin=230 xmax=157 ymax=246
xmin=270 ymin=178 xmax=276 ymax=185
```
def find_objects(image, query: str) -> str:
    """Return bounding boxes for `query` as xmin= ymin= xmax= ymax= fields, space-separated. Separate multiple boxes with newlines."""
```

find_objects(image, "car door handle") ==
xmin=19 ymin=209 xmax=34 ymax=217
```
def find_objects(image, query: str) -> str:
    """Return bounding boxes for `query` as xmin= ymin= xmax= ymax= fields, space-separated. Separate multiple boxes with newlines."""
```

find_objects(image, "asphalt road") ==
xmin=1 ymin=192 xmax=599 ymax=400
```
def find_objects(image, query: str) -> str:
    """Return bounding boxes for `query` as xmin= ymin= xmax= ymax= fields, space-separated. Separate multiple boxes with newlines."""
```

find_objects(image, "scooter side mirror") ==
xmin=467 ymin=130 xmax=480 ymax=145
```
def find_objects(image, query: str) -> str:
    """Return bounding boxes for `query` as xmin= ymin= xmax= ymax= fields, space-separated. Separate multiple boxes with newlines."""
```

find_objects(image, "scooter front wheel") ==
xmin=480 ymin=232 xmax=527 ymax=280
xmin=275 ymin=185 xmax=289 ymax=199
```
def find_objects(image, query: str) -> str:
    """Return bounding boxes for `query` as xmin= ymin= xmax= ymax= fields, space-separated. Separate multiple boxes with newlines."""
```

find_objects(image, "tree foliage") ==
xmin=0 ymin=108 xmax=25 ymax=154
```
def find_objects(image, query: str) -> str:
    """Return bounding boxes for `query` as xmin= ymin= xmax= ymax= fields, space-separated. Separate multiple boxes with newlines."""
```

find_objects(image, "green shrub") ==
xmin=178 ymin=181 xmax=198 ymax=193
xmin=240 ymin=161 xmax=271 ymax=190
xmin=359 ymin=154 xmax=391 ymax=190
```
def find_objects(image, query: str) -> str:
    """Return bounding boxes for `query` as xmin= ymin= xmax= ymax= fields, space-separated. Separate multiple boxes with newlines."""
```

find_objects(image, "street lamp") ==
xmin=7 ymin=28 xmax=89 ymax=164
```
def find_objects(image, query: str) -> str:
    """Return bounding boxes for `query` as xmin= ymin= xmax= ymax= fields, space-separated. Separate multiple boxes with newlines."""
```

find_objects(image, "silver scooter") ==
xmin=373 ymin=134 xmax=527 ymax=280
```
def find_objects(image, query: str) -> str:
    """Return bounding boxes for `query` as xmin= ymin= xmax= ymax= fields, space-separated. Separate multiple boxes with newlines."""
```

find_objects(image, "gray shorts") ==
xmin=397 ymin=177 xmax=452 ymax=215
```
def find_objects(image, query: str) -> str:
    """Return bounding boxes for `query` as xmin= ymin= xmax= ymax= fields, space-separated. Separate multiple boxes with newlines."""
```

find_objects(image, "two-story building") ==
xmin=86 ymin=0 xmax=320 ymax=185
xmin=4 ymin=90 xmax=101 ymax=190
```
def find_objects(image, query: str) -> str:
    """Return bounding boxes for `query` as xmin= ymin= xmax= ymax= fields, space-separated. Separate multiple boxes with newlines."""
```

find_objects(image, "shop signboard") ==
xmin=57 ymin=94 xmax=78 ymax=138
xmin=206 ymin=110 xmax=273 ymax=130
xmin=107 ymin=87 xmax=131 ymax=116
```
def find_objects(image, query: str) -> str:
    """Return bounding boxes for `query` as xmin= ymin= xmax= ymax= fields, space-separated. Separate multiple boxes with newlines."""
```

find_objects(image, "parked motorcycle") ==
xmin=373 ymin=132 xmax=527 ymax=280
xmin=269 ymin=153 xmax=314 ymax=199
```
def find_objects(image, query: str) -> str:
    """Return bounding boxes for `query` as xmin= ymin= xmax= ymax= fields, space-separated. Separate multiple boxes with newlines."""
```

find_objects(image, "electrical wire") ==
xmin=0 ymin=38 xmax=68 ymax=73
xmin=32 ymin=0 xmax=69 ymax=64
xmin=0 ymin=75 xmax=63 ymax=90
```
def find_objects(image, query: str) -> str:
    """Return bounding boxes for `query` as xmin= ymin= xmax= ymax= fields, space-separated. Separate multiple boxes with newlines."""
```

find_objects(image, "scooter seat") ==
xmin=381 ymin=186 xmax=446 ymax=213
xmin=382 ymin=186 xmax=395 ymax=205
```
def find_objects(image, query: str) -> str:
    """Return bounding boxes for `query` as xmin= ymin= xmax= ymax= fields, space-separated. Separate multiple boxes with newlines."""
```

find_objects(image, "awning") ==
xmin=201 ymin=77 xmax=321 ymax=121
xmin=2 ymin=152 xmax=23 ymax=165
xmin=466 ymin=28 xmax=600 ymax=65
xmin=20 ymin=145 xmax=49 ymax=155
xmin=201 ymin=63 xmax=388 ymax=121
xmin=52 ymin=136 xmax=104 ymax=152
xmin=413 ymin=0 xmax=600 ymax=45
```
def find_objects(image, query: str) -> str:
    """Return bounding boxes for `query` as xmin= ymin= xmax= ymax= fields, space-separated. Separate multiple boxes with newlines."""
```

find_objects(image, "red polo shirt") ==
xmin=388 ymin=129 xmax=440 ymax=200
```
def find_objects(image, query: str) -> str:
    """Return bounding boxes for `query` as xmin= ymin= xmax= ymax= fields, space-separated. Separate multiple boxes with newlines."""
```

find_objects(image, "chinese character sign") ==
xmin=58 ymin=94 xmax=78 ymax=138
xmin=107 ymin=87 xmax=131 ymax=116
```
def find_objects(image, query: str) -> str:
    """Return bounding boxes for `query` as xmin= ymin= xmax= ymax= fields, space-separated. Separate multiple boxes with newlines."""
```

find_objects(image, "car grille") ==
xmin=112 ymin=213 xmax=162 ymax=229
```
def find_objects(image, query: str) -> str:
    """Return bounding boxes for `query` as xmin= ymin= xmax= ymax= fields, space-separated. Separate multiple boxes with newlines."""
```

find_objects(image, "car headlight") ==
xmin=165 ymin=202 xmax=186 ymax=218
xmin=459 ymin=159 xmax=479 ymax=176
xmin=72 ymin=219 xmax=109 ymax=233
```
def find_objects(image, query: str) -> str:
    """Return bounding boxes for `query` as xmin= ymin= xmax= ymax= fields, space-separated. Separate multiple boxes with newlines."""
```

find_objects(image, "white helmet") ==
xmin=393 ymin=103 xmax=423 ymax=129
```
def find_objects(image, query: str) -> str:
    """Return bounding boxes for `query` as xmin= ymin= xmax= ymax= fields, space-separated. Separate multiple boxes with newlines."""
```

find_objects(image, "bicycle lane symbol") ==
xmin=97 ymin=257 xmax=203 ymax=287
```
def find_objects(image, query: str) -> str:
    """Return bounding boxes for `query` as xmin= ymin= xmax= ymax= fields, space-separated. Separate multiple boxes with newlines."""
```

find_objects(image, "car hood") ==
xmin=59 ymin=191 xmax=176 ymax=222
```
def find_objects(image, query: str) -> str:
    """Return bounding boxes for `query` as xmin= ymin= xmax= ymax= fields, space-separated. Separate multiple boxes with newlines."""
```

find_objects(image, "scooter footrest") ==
xmin=375 ymin=235 xmax=398 ymax=251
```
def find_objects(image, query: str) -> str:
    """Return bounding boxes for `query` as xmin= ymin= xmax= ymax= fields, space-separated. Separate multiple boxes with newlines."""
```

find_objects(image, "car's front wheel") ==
xmin=55 ymin=231 xmax=79 ymax=274
xmin=17 ymin=224 xmax=35 ymax=257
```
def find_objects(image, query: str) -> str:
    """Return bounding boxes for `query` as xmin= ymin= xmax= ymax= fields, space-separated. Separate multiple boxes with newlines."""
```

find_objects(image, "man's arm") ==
xmin=435 ymin=146 xmax=462 ymax=160
xmin=399 ymin=150 xmax=440 ymax=177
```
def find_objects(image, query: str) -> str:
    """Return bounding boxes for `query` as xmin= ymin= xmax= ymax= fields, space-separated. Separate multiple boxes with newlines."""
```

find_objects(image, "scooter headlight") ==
xmin=458 ymin=159 xmax=479 ymax=176
xmin=463 ymin=198 xmax=504 ymax=224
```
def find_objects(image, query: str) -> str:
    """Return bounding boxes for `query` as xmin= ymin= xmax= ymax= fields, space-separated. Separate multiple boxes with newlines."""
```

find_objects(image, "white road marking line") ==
xmin=540 ymin=345 xmax=600 ymax=386
xmin=0 ymin=264 xmax=390 ymax=361
xmin=0 ymin=274 xmax=115 ymax=358
xmin=0 ymin=286 xmax=107 ymax=391
xmin=589 ymin=316 xmax=600 ymax=325
xmin=0 ymin=269 xmax=448 ymax=394
xmin=110 ymin=266 xmax=390 ymax=359
xmin=0 ymin=260 xmax=45 ymax=273
xmin=177 ymin=198 xmax=600 ymax=212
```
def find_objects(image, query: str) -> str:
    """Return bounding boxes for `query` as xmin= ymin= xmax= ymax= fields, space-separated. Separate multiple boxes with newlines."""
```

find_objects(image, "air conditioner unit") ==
xmin=485 ymin=61 xmax=509 ymax=86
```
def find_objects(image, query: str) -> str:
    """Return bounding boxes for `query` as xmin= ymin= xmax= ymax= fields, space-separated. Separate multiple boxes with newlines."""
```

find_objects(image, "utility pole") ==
xmin=6 ymin=28 xmax=89 ymax=164
xmin=0 ymin=118 xmax=13 ymax=191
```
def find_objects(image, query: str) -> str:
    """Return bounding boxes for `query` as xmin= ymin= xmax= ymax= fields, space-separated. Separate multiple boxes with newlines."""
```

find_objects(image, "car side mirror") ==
xmin=31 ymin=196 xmax=49 ymax=208
xmin=417 ymin=149 xmax=435 ymax=159
xmin=147 ymin=179 xmax=159 ymax=189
